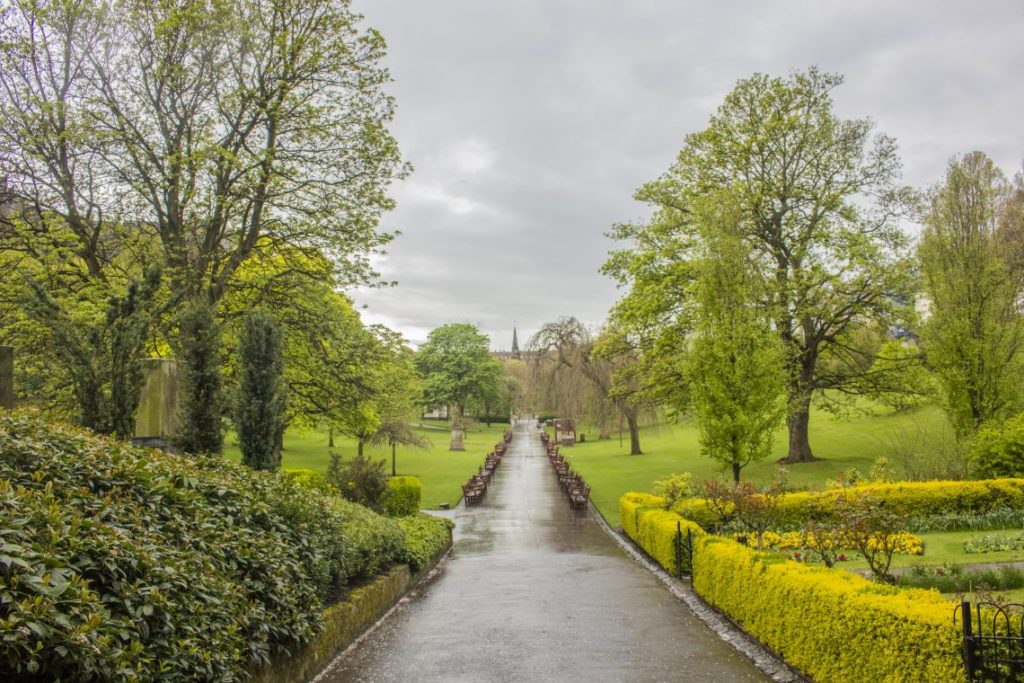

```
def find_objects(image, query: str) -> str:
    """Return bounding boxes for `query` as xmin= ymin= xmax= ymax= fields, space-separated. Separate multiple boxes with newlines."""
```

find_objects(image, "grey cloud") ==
xmin=352 ymin=0 xmax=1024 ymax=348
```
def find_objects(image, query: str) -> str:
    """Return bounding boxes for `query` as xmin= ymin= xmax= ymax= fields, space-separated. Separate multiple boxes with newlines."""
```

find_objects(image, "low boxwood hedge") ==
xmin=0 ymin=413 xmax=429 ymax=681
xmin=395 ymin=514 xmax=454 ymax=571
xmin=381 ymin=476 xmax=422 ymax=516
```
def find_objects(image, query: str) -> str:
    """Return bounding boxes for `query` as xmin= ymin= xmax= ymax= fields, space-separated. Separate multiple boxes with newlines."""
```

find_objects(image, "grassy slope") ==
xmin=560 ymin=402 xmax=946 ymax=522
xmin=224 ymin=420 xmax=510 ymax=509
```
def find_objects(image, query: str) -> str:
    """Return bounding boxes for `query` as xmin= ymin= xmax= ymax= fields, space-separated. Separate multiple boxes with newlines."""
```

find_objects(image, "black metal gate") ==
xmin=673 ymin=522 xmax=694 ymax=579
xmin=957 ymin=601 xmax=1024 ymax=681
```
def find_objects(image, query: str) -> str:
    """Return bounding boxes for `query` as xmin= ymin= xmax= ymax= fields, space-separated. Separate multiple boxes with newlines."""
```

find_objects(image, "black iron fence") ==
xmin=957 ymin=601 xmax=1024 ymax=681
xmin=673 ymin=522 xmax=694 ymax=579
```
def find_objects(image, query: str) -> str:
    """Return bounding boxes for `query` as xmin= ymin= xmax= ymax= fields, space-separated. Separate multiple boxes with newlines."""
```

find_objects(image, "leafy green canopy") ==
xmin=919 ymin=151 xmax=1024 ymax=438
xmin=0 ymin=0 xmax=407 ymax=302
xmin=605 ymin=68 xmax=916 ymax=462
xmin=685 ymin=196 xmax=787 ymax=481
xmin=415 ymin=323 xmax=502 ymax=421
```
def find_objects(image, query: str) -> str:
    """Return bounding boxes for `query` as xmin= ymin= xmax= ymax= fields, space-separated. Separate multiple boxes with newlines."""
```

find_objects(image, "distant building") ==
xmin=493 ymin=325 xmax=535 ymax=362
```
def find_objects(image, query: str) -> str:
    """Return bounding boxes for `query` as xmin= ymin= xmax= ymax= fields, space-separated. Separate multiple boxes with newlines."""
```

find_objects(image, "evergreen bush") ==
xmin=175 ymin=300 xmax=224 ymax=454
xmin=0 ymin=413 xmax=436 ymax=681
xmin=327 ymin=452 xmax=388 ymax=510
xmin=381 ymin=476 xmax=422 ymax=516
xmin=234 ymin=311 xmax=286 ymax=471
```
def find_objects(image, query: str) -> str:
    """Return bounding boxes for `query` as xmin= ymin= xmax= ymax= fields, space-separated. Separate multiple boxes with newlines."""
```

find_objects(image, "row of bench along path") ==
xmin=318 ymin=420 xmax=767 ymax=682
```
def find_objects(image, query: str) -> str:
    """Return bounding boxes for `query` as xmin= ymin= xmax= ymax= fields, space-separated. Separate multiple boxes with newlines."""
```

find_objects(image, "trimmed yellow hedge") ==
xmin=620 ymin=492 xmax=704 ymax=574
xmin=673 ymin=478 xmax=1024 ymax=530
xmin=693 ymin=537 xmax=964 ymax=682
xmin=620 ymin=490 xmax=969 ymax=682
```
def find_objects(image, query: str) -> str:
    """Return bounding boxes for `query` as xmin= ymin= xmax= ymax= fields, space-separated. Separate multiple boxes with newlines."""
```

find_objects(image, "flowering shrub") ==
xmin=733 ymin=529 xmax=924 ymax=555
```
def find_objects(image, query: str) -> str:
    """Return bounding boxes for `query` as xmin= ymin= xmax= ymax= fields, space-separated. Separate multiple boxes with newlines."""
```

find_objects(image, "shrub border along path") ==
xmin=253 ymin=531 xmax=452 ymax=683
xmin=616 ymin=483 xmax=1005 ymax=683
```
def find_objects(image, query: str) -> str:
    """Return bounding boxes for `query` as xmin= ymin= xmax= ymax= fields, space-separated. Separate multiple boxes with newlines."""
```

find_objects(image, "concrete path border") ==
xmin=588 ymin=502 xmax=807 ymax=683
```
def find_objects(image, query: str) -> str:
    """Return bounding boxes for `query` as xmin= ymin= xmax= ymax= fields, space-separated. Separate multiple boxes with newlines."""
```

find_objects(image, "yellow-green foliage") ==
xmin=381 ymin=476 xmax=422 ymax=516
xmin=620 ymin=492 xmax=703 ymax=574
xmin=620 ymin=490 xmax=968 ymax=682
xmin=693 ymin=537 xmax=965 ymax=682
xmin=620 ymin=492 xmax=664 ymax=539
xmin=674 ymin=478 xmax=1024 ymax=529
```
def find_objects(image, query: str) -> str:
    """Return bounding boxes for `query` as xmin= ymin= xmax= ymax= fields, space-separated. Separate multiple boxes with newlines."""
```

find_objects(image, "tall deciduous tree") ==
xmin=605 ymin=68 xmax=914 ymax=463
xmin=415 ymin=323 xmax=502 ymax=451
xmin=0 ymin=0 xmax=407 ymax=302
xmin=531 ymin=317 xmax=651 ymax=454
xmin=234 ymin=311 xmax=286 ymax=471
xmin=685 ymin=196 xmax=787 ymax=482
xmin=919 ymin=152 xmax=1024 ymax=438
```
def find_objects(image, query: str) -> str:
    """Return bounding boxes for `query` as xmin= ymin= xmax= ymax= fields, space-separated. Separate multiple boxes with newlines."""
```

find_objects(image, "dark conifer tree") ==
xmin=176 ymin=301 xmax=224 ymax=454
xmin=234 ymin=311 xmax=286 ymax=471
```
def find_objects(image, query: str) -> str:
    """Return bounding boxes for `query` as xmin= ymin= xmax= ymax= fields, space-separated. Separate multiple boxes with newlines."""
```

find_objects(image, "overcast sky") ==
xmin=349 ymin=0 xmax=1024 ymax=350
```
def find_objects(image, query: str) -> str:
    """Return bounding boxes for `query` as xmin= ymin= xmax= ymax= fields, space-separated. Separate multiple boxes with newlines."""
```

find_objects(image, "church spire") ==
xmin=511 ymin=325 xmax=520 ymax=360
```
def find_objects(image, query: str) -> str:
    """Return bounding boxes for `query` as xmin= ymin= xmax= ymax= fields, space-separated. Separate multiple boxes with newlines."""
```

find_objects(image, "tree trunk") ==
xmin=627 ymin=414 xmax=642 ymax=455
xmin=781 ymin=392 xmax=817 ymax=463
xmin=357 ymin=439 xmax=365 ymax=457
xmin=328 ymin=427 xmax=335 ymax=448
xmin=391 ymin=441 xmax=397 ymax=477
xmin=449 ymin=404 xmax=465 ymax=451
xmin=732 ymin=460 xmax=741 ymax=483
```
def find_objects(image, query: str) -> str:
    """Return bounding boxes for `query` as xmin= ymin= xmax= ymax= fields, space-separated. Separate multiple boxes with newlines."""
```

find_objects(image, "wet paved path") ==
xmin=319 ymin=421 xmax=767 ymax=683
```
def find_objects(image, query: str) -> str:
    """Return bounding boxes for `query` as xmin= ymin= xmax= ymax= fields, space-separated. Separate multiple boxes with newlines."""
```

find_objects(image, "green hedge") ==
xmin=395 ymin=514 xmax=454 ymax=571
xmin=0 ymin=413 xmax=414 ymax=681
xmin=620 ymin=492 xmax=703 ymax=574
xmin=621 ymin=490 xmax=968 ymax=682
xmin=693 ymin=537 xmax=964 ymax=682
xmin=673 ymin=478 xmax=1024 ymax=530
xmin=382 ymin=476 xmax=423 ymax=516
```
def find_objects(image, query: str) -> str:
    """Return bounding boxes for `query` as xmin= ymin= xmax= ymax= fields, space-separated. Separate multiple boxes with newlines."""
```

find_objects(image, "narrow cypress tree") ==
xmin=176 ymin=301 xmax=224 ymax=454
xmin=234 ymin=311 xmax=286 ymax=471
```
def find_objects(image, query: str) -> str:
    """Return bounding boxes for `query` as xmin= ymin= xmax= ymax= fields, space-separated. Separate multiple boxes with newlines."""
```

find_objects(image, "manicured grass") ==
xmin=224 ymin=420 xmax=510 ymax=509
xmin=557 ymin=402 xmax=946 ymax=522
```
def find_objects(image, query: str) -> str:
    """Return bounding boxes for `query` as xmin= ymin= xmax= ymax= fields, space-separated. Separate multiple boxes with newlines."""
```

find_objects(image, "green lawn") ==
xmin=557 ymin=402 xmax=946 ymax=522
xmin=224 ymin=420 xmax=510 ymax=509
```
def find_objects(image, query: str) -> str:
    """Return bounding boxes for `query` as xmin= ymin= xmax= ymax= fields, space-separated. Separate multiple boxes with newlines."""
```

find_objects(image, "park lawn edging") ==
xmin=251 ymin=529 xmax=452 ymax=683
xmin=620 ymin=491 xmax=968 ymax=682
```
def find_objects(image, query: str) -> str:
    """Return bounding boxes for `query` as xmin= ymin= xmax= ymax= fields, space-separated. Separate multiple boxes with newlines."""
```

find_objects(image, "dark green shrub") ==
xmin=234 ymin=311 xmax=286 ymax=471
xmin=175 ymin=300 xmax=224 ymax=454
xmin=395 ymin=514 xmax=453 ymax=571
xmin=972 ymin=414 xmax=1024 ymax=478
xmin=0 ymin=412 xmax=412 ymax=681
xmin=327 ymin=452 xmax=388 ymax=510
xmin=381 ymin=476 xmax=422 ymax=516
